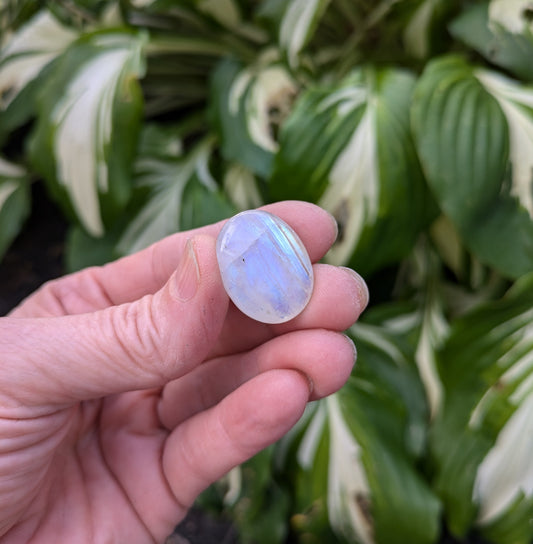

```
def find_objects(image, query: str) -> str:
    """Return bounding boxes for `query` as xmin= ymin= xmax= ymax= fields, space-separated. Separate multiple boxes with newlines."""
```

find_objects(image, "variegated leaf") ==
xmin=278 ymin=0 xmax=330 ymax=67
xmin=450 ymin=2 xmax=533 ymax=80
xmin=270 ymin=67 xmax=432 ymax=275
xmin=0 ymin=157 xmax=30 ymax=260
xmin=431 ymin=273 xmax=533 ymax=542
xmin=412 ymin=55 xmax=533 ymax=279
xmin=476 ymin=69 xmax=533 ymax=218
xmin=0 ymin=9 xmax=77 ymax=136
xmin=29 ymin=31 xmax=146 ymax=237
xmin=223 ymin=163 xmax=264 ymax=211
xmin=117 ymin=132 xmax=234 ymax=255
xmin=326 ymin=395 xmax=373 ymax=544
xmin=403 ymin=0 xmax=449 ymax=59
xmin=285 ymin=316 xmax=440 ymax=544
xmin=0 ymin=10 xmax=76 ymax=109
xmin=211 ymin=53 xmax=297 ymax=178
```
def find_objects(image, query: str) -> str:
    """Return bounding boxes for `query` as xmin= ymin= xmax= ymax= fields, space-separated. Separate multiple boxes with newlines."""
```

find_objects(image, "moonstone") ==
xmin=216 ymin=210 xmax=314 ymax=324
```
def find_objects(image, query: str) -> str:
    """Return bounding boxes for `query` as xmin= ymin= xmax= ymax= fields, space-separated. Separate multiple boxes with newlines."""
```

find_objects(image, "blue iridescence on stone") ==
xmin=216 ymin=210 xmax=314 ymax=324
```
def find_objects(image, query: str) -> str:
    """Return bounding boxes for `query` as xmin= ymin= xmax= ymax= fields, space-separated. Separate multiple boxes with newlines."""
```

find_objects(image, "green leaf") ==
xmin=431 ymin=273 xmax=533 ymax=542
xmin=412 ymin=55 xmax=533 ymax=279
xmin=284 ymin=401 xmax=353 ymax=544
xmin=117 ymin=131 xmax=235 ymax=255
xmin=0 ymin=157 xmax=30 ymax=261
xmin=270 ymin=66 xmax=433 ymax=276
xmin=450 ymin=2 xmax=533 ymax=81
xmin=209 ymin=54 xmax=297 ymax=178
xmin=65 ymin=224 xmax=122 ymax=272
xmin=344 ymin=322 xmax=440 ymax=544
xmin=29 ymin=30 xmax=146 ymax=237
xmin=0 ymin=9 xmax=77 ymax=138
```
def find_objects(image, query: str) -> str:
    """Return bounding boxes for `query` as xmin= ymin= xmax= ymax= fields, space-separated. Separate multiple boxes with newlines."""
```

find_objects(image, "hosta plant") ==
xmin=2 ymin=1 xmax=533 ymax=543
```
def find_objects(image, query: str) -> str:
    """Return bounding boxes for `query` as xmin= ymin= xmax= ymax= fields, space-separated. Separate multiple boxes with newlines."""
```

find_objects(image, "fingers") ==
xmin=210 ymin=264 xmax=368 ymax=358
xmin=113 ymin=201 xmax=337 ymax=306
xmin=12 ymin=201 xmax=337 ymax=317
xmin=158 ymin=329 xmax=356 ymax=430
xmin=162 ymin=369 xmax=311 ymax=510
xmin=0 ymin=236 xmax=229 ymax=409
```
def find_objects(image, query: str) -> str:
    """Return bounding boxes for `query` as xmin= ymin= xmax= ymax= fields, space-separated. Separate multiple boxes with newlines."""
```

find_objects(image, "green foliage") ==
xmin=3 ymin=1 xmax=533 ymax=543
xmin=0 ymin=158 xmax=30 ymax=261
xmin=270 ymin=66 xmax=434 ymax=276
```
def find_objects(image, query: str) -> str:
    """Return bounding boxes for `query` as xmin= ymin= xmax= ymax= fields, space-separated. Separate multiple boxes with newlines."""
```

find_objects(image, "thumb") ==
xmin=0 ymin=235 xmax=229 ymax=408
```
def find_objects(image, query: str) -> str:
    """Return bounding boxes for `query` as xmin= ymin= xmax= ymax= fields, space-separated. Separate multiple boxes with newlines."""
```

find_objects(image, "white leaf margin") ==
xmin=466 ymin=306 xmax=533 ymax=525
xmin=327 ymin=395 xmax=374 ymax=544
xmin=279 ymin=0 xmax=330 ymax=68
xmin=317 ymin=84 xmax=380 ymax=266
xmin=223 ymin=163 xmax=263 ymax=211
xmin=0 ymin=157 xmax=26 ymax=209
xmin=489 ymin=0 xmax=533 ymax=35
xmin=474 ymin=393 xmax=533 ymax=525
xmin=403 ymin=0 xmax=443 ymax=59
xmin=229 ymin=51 xmax=297 ymax=153
xmin=0 ymin=156 xmax=28 ymax=248
xmin=294 ymin=397 xmax=373 ymax=544
xmin=415 ymin=293 xmax=448 ymax=419
xmin=0 ymin=10 xmax=77 ymax=110
xmin=0 ymin=179 xmax=18 ymax=211
xmin=0 ymin=156 xmax=25 ymax=179
xmin=476 ymin=69 xmax=533 ymax=220
xmin=50 ymin=34 xmax=145 ymax=237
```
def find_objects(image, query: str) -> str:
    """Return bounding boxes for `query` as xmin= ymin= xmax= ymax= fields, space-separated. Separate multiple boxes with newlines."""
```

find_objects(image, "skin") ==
xmin=0 ymin=201 xmax=368 ymax=543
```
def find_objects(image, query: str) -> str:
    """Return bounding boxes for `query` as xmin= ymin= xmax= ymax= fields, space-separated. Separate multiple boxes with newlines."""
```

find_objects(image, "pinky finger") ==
xmin=161 ymin=369 xmax=311 ymax=510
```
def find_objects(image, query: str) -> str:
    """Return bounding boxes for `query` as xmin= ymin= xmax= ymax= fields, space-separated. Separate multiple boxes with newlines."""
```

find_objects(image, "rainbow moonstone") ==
xmin=216 ymin=210 xmax=314 ymax=324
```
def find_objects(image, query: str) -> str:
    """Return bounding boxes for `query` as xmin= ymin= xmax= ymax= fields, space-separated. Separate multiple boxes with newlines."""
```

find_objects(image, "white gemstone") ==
xmin=216 ymin=210 xmax=314 ymax=324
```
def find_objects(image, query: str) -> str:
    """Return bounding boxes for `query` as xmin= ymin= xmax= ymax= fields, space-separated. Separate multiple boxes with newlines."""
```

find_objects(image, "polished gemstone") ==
xmin=216 ymin=210 xmax=314 ymax=324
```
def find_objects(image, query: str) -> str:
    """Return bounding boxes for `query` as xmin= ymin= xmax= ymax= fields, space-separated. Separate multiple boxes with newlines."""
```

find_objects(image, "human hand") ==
xmin=0 ymin=201 xmax=368 ymax=543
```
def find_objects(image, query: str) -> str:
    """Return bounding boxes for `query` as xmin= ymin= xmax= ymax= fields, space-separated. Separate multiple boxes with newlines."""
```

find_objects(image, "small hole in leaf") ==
xmin=523 ymin=6 xmax=533 ymax=22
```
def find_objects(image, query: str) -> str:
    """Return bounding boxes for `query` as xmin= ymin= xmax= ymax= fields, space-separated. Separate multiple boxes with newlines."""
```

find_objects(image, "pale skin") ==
xmin=0 ymin=201 xmax=368 ymax=543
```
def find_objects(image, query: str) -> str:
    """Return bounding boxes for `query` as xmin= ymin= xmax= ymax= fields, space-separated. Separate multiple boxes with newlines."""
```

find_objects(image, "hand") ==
xmin=0 ymin=201 xmax=368 ymax=543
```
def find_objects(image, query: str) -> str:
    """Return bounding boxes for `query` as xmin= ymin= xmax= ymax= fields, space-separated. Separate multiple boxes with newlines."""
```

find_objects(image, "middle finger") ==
xmin=209 ymin=264 xmax=368 ymax=359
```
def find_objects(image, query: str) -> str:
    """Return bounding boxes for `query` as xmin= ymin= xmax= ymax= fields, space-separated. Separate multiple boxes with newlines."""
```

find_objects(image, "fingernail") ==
xmin=327 ymin=211 xmax=339 ymax=243
xmin=300 ymin=371 xmax=314 ymax=396
xmin=173 ymin=239 xmax=200 ymax=302
xmin=340 ymin=267 xmax=369 ymax=311
xmin=344 ymin=334 xmax=357 ymax=366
